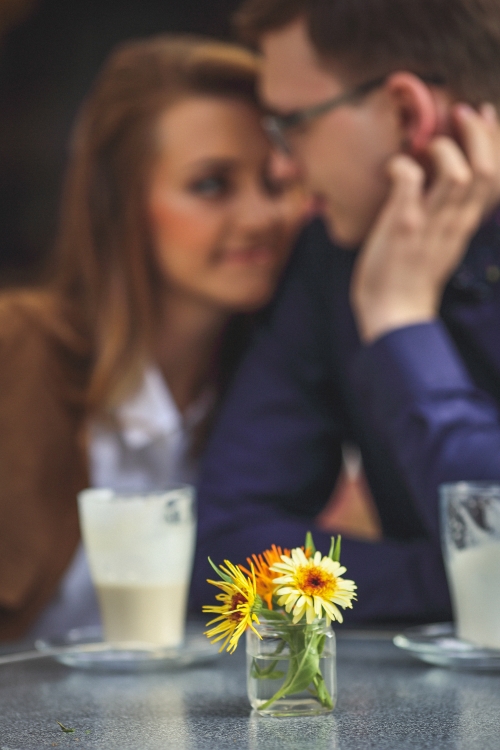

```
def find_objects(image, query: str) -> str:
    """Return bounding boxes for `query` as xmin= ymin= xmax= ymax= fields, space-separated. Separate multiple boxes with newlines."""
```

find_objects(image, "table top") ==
xmin=0 ymin=625 xmax=499 ymax=750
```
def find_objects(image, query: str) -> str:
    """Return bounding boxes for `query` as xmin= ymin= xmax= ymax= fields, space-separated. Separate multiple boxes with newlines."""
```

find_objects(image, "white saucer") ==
xmin=393 ymin=622 xmax=500 ymax=671
xmin=35 ymin=624 xmax=221 ymax=672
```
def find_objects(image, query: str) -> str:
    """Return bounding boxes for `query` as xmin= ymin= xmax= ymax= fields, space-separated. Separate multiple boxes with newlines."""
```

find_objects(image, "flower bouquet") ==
xmin=203 ymin=532 xmax=357 ymax=716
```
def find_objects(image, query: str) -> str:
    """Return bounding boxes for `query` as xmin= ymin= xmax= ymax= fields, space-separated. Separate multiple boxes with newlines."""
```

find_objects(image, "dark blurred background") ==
xmin=0 ymin=0 xmax=241 ymax=285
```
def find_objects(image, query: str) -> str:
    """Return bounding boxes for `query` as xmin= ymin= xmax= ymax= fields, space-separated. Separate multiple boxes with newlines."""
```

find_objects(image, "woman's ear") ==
xmin=386 ymin=72 xmax=441 ymax=154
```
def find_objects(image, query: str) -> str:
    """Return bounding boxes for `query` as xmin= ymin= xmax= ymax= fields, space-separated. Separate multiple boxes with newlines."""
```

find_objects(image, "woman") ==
xmin=0 ymin=35 xmax=305 ymax=640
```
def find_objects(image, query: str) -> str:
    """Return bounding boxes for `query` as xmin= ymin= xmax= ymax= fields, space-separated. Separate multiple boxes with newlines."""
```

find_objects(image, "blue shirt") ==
xmin=192 ymin=217 xmax=500 ymax=623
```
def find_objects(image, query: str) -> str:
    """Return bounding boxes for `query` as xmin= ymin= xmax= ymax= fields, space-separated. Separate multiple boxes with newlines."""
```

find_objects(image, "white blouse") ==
xmin=28 ymin=366 xmax=212 ymax=638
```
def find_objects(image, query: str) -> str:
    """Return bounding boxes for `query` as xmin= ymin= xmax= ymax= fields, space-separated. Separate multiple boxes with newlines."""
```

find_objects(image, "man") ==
xmin=191 ymin=0 xmax=500 ymax=622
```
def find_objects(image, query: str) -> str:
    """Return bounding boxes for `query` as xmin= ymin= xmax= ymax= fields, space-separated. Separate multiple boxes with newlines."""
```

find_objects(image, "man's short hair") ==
xmin=235 ymin=0 xmax=500 ymax=105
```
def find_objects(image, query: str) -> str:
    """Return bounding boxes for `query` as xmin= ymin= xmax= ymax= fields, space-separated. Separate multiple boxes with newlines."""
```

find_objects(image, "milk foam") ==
xmin=447 ymin=542 xmax=500 ymax=650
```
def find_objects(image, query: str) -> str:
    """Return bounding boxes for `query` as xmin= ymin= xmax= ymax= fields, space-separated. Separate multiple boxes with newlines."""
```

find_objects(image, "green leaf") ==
xmin=313 ymin=674 xmax=334 ymax=709
xmin=258 ymin=629 xmax=323 ymax=710
xmin=327 ymin=537 xmax=335 ymax=559
xmin=329 ymin=535 xmax=342 ymax=562
xmin=207 ymin=557 xmax=233 ymax=584
xmin=283 ymin=652 xmax=319 ymax=695
xmin=305 ymin=531 xmax=316 ymax=556
xmin=251 ymin=659 xmax=285 ymax=680
xmin=261 ymin=670 xmax=286 ymax=680
xmin=56 ymin=722 xmax=75 ymax=734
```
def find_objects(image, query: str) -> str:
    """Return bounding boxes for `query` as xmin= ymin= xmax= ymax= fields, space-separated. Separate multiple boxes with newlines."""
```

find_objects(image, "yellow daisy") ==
xmin=270 ymin=547 xmax=357 ymax=625
xmin=239 ymin=544 xmax=291 ymax=610
xmin=203 ymin=560 xmax=262 ymax=653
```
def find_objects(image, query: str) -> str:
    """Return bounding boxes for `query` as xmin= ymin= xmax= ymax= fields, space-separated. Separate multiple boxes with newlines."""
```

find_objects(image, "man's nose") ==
xmin=269 ymin=149 xmax=302 ymax=183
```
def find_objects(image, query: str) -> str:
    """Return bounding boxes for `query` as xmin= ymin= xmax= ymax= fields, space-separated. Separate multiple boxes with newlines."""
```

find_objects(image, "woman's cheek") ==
xmin=150 ymin=199 xmax=221 ymax=271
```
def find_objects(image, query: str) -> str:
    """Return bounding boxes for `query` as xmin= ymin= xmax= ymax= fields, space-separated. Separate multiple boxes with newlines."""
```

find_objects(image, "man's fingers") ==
xmin=425 ymin=136 xmax=472 ymax=212
xmin=452 ymin=104 xmax=497 ymax=195
xmin=386 ymin=154 xmax=426 ymax=195
xmin=353 ymin=155 xmax=425 ymax=289
xmin=381 ymin=154 xmax=425 ymax=231
xmin=479 ymin=102 xmax=498 ymax=126
xmin=426 ymin=104 xmax=500 ymax=222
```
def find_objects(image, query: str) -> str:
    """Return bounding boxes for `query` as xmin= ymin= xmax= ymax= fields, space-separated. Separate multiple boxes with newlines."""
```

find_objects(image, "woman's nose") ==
xmin=236 ymin=184 xmax=282 ymax=234
xmin=269 ymin=149 xmax=302 ymax=183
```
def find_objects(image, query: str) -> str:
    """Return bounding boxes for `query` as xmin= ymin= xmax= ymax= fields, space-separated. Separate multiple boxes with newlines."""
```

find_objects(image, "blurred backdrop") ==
xmin=0 ymin=0 xmax=241 ymax=285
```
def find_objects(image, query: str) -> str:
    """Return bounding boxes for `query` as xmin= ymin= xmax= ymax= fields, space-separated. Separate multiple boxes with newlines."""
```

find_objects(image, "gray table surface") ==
xmin=0 ymin=625 xmax=499 ymax=750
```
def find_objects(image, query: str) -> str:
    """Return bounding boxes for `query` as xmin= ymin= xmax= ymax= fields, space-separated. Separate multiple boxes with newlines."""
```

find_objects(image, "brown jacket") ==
xmin=0 ymin=292 xmax=90 ymax=640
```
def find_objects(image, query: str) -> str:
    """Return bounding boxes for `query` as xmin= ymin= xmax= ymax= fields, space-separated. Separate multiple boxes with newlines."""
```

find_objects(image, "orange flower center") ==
xmin=296 ymin=564 xmax=337 ymax=599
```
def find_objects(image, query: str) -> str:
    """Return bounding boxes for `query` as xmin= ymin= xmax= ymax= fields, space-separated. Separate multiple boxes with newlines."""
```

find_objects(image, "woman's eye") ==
xmin=191 ymin=176 xmax=229 ymax=197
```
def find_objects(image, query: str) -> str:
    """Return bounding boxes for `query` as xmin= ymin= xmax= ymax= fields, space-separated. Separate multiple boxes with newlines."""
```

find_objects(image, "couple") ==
xmin=1 ymin=0 xmax=500 ymax=639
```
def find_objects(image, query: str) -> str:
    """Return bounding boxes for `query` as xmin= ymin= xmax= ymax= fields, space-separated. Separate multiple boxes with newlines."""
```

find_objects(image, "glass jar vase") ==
xmin=246 ymin=617 xmax=336 ymax=717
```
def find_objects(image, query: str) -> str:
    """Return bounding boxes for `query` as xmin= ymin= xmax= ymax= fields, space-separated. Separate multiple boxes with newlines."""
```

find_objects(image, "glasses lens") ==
xmin=262 ymin=115 xmax=291 ymax=155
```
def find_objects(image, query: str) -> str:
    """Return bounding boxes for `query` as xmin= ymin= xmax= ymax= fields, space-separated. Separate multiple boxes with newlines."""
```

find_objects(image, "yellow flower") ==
xmin=270 ymin=547 xmax=357 ymax=625
xmin=203 ymin=560 xmax=262 ymax=653
xmin=239 ymin=544 xmax=291 ymax=610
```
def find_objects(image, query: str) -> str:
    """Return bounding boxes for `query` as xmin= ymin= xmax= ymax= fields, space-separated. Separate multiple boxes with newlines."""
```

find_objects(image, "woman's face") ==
xmin=147 ymin=96 xmax=305 ymax=312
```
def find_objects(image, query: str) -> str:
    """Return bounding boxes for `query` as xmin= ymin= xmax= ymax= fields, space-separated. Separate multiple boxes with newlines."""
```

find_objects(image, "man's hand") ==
xmin=351 ymin=103 xmax=500 ymax=343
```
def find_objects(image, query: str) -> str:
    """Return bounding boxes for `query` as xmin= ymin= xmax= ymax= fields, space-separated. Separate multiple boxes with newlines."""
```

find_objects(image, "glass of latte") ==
xmin=440 ymin=482 xmax=500 ymax=651
xmin=77 ymin=485 xmax=196 ymax=647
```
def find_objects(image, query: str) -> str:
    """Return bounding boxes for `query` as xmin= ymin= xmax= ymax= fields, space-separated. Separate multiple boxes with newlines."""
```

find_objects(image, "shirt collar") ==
xmin=115 ymin=366 xmax=213 ymax=450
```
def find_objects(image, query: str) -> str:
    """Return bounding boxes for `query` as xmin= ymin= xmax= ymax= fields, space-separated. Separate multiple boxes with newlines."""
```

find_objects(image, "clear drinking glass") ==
xmin=246 ymin=618 xmax=336 ymax=717
xmin=77 ymin=485 xmax=196 ymax=646
xmin=440 ymin=482 xmax=500 ymax=650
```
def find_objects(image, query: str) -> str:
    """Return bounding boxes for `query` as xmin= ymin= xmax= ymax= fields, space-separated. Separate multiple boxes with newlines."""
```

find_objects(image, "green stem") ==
xmin=258 ymin=629 xmax=321 ymax=711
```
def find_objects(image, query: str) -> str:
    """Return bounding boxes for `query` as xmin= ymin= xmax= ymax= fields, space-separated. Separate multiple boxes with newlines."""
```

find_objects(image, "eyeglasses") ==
xmin=263 ymin=74 xmax=446 ymax=154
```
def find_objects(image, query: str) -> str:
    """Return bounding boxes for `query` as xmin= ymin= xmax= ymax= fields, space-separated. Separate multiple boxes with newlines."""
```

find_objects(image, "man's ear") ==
xmin=385 ymin=72 xmax=442 ymax=154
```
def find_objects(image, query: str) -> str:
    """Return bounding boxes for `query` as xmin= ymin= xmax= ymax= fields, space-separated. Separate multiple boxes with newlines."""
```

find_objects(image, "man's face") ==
xmin=260 ymin=18 xmax=401 ymax=247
